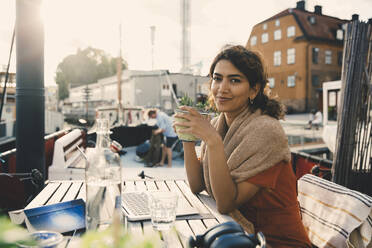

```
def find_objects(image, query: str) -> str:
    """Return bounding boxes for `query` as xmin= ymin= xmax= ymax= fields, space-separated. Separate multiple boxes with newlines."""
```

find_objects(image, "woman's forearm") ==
xmin=183 ymin=142 xmax=205 ymax=194
xmin=206 ymin=136 xmax=237 ymax=213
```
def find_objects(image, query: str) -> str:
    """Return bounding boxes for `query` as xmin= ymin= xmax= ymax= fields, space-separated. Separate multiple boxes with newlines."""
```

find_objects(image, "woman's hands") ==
xmin=174 ymin=106 xmax=212 ymax=194
xmin=173 ymin=106 xmax=218 ymax=145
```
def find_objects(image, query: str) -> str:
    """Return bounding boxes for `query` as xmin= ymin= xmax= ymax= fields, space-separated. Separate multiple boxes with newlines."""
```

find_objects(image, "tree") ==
xmin=55 ymin=47 xmax=127 ymax=100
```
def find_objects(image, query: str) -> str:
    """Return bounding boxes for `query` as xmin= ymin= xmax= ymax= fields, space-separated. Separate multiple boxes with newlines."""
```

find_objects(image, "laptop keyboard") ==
xmin=122 ymin=192 xmax=149 ymax=216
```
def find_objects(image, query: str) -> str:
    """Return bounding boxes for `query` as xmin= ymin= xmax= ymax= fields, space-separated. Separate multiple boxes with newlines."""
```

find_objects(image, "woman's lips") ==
xmin=216 ymin=97 xmax=231 ymax=103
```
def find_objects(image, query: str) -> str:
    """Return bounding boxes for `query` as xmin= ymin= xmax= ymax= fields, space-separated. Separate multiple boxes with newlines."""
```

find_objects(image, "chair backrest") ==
xmin=51 ymin=129 xmax=85 ymax=168
xmin=297 ymin=174 xmax=372 ymax=248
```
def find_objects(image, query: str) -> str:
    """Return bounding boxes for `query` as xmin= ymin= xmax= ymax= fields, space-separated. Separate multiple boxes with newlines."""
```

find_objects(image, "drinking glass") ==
xmin=148 ymin=191 xmax=178 ymax=231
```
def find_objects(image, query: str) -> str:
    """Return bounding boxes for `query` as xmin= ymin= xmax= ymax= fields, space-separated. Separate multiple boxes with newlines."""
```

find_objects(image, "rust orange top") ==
xmin=239 ymin=162 xmax=312 ymax=248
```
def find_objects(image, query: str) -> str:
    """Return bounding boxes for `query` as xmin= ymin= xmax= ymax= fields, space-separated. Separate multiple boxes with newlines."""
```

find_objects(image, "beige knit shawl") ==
xmin=201 ymin=106 xmax=291 ymax=233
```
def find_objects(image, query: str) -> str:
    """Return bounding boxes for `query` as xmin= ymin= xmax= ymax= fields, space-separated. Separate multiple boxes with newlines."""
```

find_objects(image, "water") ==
xmin=150 ymin=206 xmax=177 ymax=230
xmin=86 ymin=178 xmax=122 ymax=230
xmin=148 ymin=191 xmax=178 ymax=231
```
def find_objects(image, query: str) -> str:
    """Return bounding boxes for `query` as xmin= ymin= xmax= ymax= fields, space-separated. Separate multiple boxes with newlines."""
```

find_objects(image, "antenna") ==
xmin=117 ymin=23 xmax=123 ymax=123
xmin=180 ymin=0 xmax=191 ymax=73
xmin=150 ymin=26 xmax=156 ymax=70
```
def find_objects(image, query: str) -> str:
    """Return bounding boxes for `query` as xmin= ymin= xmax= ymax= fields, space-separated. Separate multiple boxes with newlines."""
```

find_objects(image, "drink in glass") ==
xmin=148 ymin=191 xmax=178 ymax=231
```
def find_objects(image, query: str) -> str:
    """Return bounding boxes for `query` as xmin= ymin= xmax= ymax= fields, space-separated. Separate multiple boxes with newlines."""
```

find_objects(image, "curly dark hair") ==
xmin=208 ymin=45 xmax=285 ymax=120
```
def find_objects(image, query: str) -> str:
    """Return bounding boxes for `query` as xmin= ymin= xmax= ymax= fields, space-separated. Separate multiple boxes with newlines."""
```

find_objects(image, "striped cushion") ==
xmin=298 ymin=174 xmax=372 ymax=248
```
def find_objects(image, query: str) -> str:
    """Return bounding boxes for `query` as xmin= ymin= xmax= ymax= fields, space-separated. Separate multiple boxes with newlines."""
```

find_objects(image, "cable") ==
xmin=0 ymin=26 xmax=15 ymax=121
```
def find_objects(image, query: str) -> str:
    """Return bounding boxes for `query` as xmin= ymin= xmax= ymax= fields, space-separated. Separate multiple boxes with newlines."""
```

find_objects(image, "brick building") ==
xmin=246 ymin=1 xmax=351 ymax=112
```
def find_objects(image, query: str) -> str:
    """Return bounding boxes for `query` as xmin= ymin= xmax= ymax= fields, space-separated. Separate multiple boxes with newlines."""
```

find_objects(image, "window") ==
xmin=274 ymin=30 xmax=281 ymax=40
xmin=263 ymin=23 xmax=267 ymax=30
xmin=309 ymin=16 xmax=316 ymax=24
xmin=325 ymin=50 xmax=332 ymax=64
xmin=312 ymin=47 xmax=319 ymax=64
xmin=268 ymin=78 xmax=275 ymax=88
xmin=287 ymin=75 xmax=296 ymax=87
xmin=274 ymin=51 xmax=281 ymax=66
xmin=261 ymin=33 xmax=268 ymax=43
xmin=250 ymin=36 xmax=257 ymax=46
xmin=338 ymin=51 xmax=343 ymax=66
xmin=287 ymin=48 xmax=295 ymax=64
xmin=287 ymin=26 xmax=295 ymax=37
xmin=275 ymin=19 xmax=280 ymax=26
xmin=312 ymin=75 xmax=320 ymax=87
xmin=161 ymin=84 xmax=171 ymax=96
xmin=336 ymin=29 xmax=343 ymax=40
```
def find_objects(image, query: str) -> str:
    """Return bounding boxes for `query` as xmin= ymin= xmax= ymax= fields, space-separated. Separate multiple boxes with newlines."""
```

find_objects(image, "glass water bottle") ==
xmin=85 ymin=119 xmax=123 ymax=230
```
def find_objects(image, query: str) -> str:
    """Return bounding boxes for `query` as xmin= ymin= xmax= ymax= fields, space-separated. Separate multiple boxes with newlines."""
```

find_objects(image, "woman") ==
xmin=174 ymin=45 xmax=311 ymax=247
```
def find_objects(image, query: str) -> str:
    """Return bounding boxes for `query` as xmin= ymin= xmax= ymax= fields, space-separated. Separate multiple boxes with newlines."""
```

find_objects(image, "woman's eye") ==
xmin=213 ymin=76 xmax=221 ymax=82
xmin=231 ymin=78 xmax=241 ymax=83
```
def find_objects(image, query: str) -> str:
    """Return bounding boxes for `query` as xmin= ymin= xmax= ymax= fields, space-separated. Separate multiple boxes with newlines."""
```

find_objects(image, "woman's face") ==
xmin=211 ymin=59 xmax=258 ymax=118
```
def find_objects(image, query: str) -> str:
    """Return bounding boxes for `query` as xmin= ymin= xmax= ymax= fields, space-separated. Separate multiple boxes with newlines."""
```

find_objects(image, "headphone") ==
xmin=188 ymin=221 xmax=266 ymax=248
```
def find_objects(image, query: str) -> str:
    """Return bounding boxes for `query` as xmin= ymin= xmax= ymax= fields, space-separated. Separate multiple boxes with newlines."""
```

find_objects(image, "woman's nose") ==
xmin=218 ymin=78 xmax=230 ymax=92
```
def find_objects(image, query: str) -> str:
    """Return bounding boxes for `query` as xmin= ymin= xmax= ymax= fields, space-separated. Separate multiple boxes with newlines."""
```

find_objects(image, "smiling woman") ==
xmin=211 ymin=60 xmax=258 ymax=124
xmin=175 ymin=45 xmax=312 ymax=247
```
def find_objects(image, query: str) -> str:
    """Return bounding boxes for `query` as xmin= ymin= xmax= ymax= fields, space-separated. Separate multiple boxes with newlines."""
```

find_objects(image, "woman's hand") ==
xmin=173 ymin=106 xmax=218 ymax=145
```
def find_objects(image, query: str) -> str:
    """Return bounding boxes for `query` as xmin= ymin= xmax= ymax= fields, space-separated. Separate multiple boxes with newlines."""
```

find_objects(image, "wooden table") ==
xmin=25 ymin=168 xmax=233 ymax=247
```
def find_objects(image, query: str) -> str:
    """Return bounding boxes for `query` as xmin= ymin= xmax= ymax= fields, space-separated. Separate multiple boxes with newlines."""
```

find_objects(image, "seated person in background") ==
xmin=174 ymin=45 xmax=311 ymax=247
xmin=306 ymin=109 xmax=316 ymax=129
xmin=312 ymin=110 xmax=323 ymax=130
xmin=148 ymin=109 xmax=178 ymax=168
xmin=143 ymin=126 xmax=163 ymax=167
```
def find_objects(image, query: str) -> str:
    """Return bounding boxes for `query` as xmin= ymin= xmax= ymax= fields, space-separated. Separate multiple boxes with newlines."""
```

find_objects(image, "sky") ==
xmin=0 ymin=0 xmax=371 ymax=86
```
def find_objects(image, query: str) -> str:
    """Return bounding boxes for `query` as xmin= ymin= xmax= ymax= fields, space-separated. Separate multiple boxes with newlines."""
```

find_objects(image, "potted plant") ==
xmin=174 ymin=95 xmax=213 ymax=142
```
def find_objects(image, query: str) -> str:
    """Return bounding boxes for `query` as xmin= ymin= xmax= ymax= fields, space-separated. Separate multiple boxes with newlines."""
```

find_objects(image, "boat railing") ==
xmin=0 ymin=128 xmax=72 ymax=175
xmin=291 ymin=148 xmax=333 ymax=181
xmin=0 ymin=128 xmax=74 ymax=212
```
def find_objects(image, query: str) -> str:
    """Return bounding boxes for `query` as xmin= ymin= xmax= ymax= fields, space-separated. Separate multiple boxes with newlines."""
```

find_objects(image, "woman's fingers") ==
xmin=179 ymin=106 xmax=201 ymax=116
xmin=174 ymin=120 xmax=191 ymax=127
xmin=174 ymin=112 xmax=191 ymax=120
xmin=176 ymin=126 xmax=193 ymax=134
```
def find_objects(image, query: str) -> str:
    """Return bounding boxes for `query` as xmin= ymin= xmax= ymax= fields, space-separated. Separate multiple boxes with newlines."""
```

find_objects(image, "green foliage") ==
xmin=179 ymin=95 xmax=213 ymax=113
xmin=0 ymin=216 xmax=36 ymax=247
xmin=81 ymin=227 xmax=161 ymax=248
xmin=196 ymin=101 xmax=209 ymax=111
xmin=55 ymin=47 xmax=128 ymax=100
xmin=179 ymin=95 xmax=194 ymax=107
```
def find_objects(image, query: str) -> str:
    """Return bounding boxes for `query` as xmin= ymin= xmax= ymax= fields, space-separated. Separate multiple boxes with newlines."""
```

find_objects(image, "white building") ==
xmin=67 ymin=69 xmax=209 ymax=114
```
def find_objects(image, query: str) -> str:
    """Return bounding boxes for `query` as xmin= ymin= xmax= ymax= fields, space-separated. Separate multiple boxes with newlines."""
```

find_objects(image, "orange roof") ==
xmin=256 ymin=8 xmax=349 ymax=44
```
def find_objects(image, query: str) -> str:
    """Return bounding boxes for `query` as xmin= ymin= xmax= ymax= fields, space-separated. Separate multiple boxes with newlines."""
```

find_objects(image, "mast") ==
xmin=117 ymin=23 xmax=122 ymax=123
xmin=16 ymin=0 xmax=45 ymax=192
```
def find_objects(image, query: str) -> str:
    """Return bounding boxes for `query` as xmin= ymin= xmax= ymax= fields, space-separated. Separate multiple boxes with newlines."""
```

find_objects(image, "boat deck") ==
xmin=121 ymin=146 xmax=185 ymax=168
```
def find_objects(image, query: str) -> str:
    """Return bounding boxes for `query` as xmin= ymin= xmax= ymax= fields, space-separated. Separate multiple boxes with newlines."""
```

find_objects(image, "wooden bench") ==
xmin=48 ymin=129 xmax=87 ymax=180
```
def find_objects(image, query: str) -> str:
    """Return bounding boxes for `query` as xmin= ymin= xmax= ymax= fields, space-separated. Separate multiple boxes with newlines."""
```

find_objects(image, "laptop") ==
xmin=122 ymin=191 xmax=199 ymax=221
xmin=23 ymin=199 xmax=86 ymax=234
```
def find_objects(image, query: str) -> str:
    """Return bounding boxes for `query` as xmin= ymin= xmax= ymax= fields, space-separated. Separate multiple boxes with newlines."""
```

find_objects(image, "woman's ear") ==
xmin=250 ymin=84 xmax=260 ymax=100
